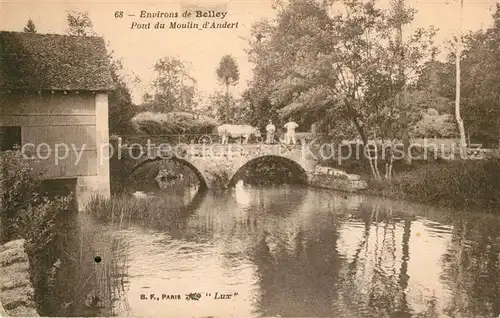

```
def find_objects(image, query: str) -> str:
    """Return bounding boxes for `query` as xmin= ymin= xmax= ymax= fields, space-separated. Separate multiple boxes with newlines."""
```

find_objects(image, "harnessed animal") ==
xmin=216 ymin=124 xmax=261 ymax=144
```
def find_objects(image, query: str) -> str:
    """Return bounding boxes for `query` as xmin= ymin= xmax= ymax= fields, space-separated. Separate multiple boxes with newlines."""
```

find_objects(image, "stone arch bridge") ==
xmin=112 ymin=140 xmax=319 ymax=189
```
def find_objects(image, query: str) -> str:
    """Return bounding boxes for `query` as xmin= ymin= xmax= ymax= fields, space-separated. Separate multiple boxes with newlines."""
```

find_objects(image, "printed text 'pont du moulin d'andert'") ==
xmin=122 ymin=9 xmax=239 ymax=30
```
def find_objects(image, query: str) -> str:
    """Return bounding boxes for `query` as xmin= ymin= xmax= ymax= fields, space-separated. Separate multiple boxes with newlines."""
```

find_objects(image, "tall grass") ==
xmin=368 ymin=158 xmax=500 ymax=212
xmin=85 ymin=194 xmax=185 ymax=229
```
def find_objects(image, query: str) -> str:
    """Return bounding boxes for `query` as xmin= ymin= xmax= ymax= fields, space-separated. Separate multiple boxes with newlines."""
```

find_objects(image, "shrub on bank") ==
xmin=0 ymin=150 xmax=41 ymax=242
xmin=0 ymin=150 xmax=72 ymax=243
xmin=317 ymin=142 xmax=444 ymax=179
xmin=369 ymin=158 xmax=500 ymax=212
xmin=204 ymin=161 xmax=233 ymax=189
xmin=0 ymin=150 xmax=73 ymax=312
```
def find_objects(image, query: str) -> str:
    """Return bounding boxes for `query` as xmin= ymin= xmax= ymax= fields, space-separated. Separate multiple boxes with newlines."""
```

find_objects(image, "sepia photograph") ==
xmin=1 ymin=0 xmax=500 ymax=316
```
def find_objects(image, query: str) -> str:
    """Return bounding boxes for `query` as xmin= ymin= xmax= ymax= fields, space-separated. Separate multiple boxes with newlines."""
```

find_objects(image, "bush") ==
xmin=0 ymin=150 xmax=73 ymax=312
xmin=369 ymin=158 xmax=500 ymax=212
xmin=131 ymin=111 xmax=219 ymax=135
xmin=0 ymin=150 xmax=72 ymax=240
xmin=204 ymin=162 xmax=233 ymax=189
xmin=411 ymin=108 xmax=457 ymax=138
xmin=22 ymin=196 xmax=73 ymax=310
xmin=0 ymin=150 xmax=45 ymax=241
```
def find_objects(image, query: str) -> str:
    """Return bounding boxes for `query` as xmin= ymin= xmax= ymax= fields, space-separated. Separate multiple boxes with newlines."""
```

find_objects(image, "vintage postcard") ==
xmin=1 ymin=0 xmax=500 ymax=317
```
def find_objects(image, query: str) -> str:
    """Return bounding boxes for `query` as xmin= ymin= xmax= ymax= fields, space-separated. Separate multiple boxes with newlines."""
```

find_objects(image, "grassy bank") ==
xmin=367 ymin=158 xmax=500 ymax=213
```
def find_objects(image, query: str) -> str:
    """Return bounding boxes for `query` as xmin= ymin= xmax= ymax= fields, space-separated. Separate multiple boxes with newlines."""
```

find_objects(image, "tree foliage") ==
xmin=456 ymin=4 xmax=500 ymax=146
xmin=23 ymin=19 xmax=37 ymax=33
xmin=65 ymin=10 xmax=138 ymax=134
xmin=404 ymin=90 xmax=456 ymax=137
xmin=216 ymin=55 xmax=240 ymax=87
xmin=415 ymin=60 xmax=455 ymax=104
xmin=65 ymin=10 xmax=96 ymax=36
xmin=411 ymin=108 xmax=456 ymax=138
xmin=107 ymin=50 xmax=140 ymax=134
xmin=415 ymin=4 xmax=500 ymax=147
xmin=216 ymin=55 xmax=240 ymax=122
xmin=243 ymin=0 xmax=438 ymax=180
xmin=246 ymin=0 xmax=436 ymax=145
xmin=206 ymin=90 xmax=246 ymax=123
xmin=143 ymin=57 xmax=198 ymax=113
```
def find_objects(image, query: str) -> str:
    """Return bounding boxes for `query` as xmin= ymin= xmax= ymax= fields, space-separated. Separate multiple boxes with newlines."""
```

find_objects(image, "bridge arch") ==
xmin=129 ymin=156 xmax=209 ymax=189
xmin=229 ymin=155 xmax=308 ymax=186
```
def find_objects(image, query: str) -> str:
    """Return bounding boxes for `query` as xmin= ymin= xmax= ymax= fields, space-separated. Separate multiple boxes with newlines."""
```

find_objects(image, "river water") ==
xmin=49 ymin=182 xmax=500 ymax=317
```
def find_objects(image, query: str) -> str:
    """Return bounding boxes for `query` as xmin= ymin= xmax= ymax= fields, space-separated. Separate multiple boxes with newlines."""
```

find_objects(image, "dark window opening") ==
xmin=0 ymin=126 xmax=22 ymax=151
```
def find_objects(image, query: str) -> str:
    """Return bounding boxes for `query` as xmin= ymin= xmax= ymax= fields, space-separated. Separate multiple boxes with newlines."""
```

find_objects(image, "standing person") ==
xmin=221 ymin=129 xmax=228 ymax=145
xmin=284 ymin=118 xmax=299 ymax=145
xmin=265 ymin=119 xmax=276 ymax=144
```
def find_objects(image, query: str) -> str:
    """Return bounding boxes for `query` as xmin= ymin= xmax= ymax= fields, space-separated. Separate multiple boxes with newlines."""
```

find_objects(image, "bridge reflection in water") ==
xmin=48 ymin=184 xmax=500 ymax=317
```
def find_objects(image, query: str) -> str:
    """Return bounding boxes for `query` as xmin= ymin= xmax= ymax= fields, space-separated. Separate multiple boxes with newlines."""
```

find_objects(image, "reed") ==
xmin=85 ymin=194 xmax=184 ymax=229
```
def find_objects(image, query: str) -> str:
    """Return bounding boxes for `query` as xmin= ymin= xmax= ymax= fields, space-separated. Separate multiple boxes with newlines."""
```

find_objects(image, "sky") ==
xmin=1 ymin=0 xmax=499 ymax=105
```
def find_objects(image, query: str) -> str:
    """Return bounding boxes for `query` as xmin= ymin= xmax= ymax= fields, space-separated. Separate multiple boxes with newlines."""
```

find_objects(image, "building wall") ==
xmin=75 ymin=92 xmax=111 ymax=210
xmin=0 ymin=91 xmax=98 ymax=178
xmin=0 ymin=91 xmax=111 ymax=211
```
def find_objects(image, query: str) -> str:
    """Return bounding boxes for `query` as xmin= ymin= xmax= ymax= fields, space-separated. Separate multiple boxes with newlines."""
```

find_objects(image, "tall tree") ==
xmin=143 ymin=57 xmax=198 ymax=113
xmin=65 ymin=10 xmax=138 ymax=134
xmin=246 ymin=0 xmax=436 ymax=179
xmin=454 ymin=0 xmax=467 ymax=156
xmin=65 ymin=10 xmax=96 ymax=36
xmin=391 ymin=0 xmax=412 ymax=164
xmin=423 ymin=4 xmax=500 ymax=147
xmin=458 ymin=4 xmax=500 ymax=147
xmin=216 ymin=55 xmax=240 ymax=122
xmin=107 ymin=51 xmax=140 ymax=134
xmin=23 ymin=19 xmax=37 ymax=33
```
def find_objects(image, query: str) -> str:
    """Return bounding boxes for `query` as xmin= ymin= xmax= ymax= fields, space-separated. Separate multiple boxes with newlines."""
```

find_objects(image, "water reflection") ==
xmin=441 ymin=216 xmax=500 ymax=317
xmin=50 ymin=185 xmax=500 ymax=317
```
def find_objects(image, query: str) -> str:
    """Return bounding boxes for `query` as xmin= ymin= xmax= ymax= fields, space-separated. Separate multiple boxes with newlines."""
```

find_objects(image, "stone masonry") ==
xmin=117 ymin=141 xmax=367 ymax=192
xmin=126 ymin=143 xmax=318 ymax=189
xmin=0 ymin=239 xmax=39 ymax=317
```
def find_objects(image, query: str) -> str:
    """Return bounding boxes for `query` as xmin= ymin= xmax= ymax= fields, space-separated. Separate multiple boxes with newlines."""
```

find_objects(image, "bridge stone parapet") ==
xmin=111 ymin=135 xmax=366 ymax=191
xmin=117 ymin=143 xmax=319 ymax=189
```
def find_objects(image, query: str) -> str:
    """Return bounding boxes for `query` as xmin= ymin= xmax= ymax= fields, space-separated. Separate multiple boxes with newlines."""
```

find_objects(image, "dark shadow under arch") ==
xmin=229 ymin=155 xmax=308 ymax=187
xmin=129 ymin=157 xmax=208 ymax=190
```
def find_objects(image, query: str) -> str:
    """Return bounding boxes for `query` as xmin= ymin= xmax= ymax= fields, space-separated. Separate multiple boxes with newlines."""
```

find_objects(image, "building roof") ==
xmin=0 ymin=31 xmax=114 ymax=91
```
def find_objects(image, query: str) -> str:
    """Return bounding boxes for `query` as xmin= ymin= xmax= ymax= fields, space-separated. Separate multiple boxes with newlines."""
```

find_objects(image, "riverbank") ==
xmin=365 ymin=158 xmax=500 ymax=213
